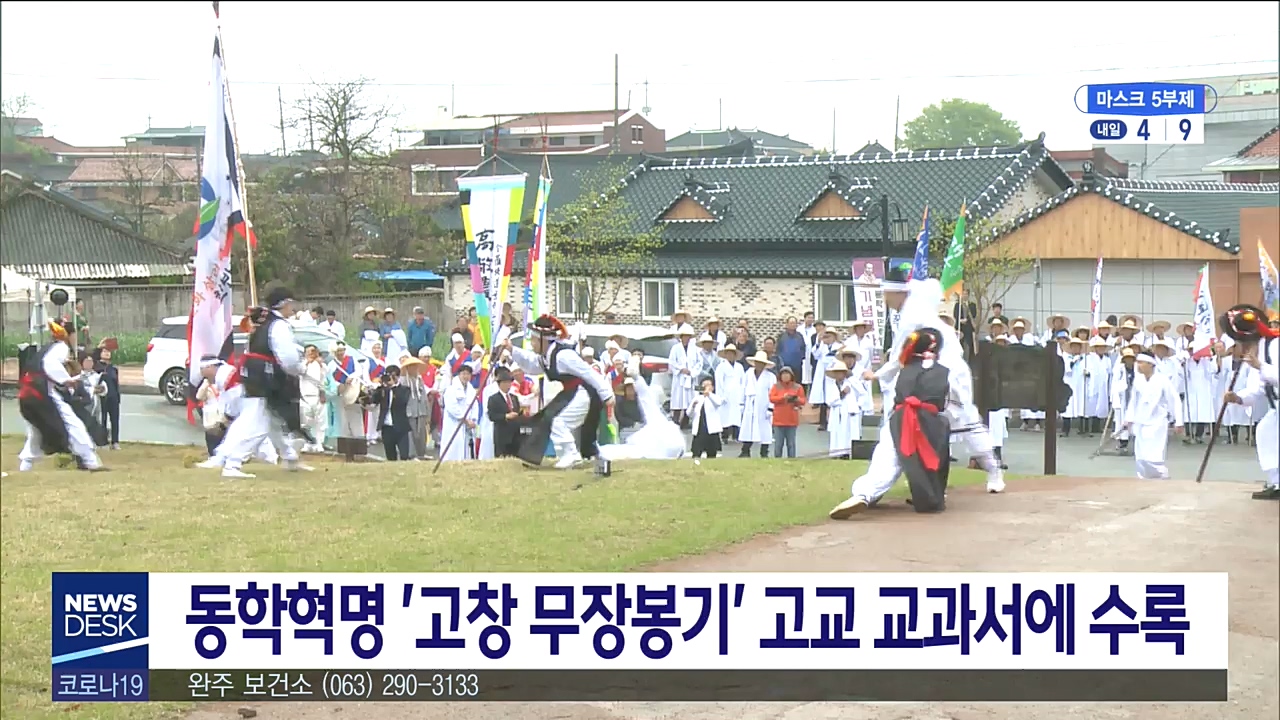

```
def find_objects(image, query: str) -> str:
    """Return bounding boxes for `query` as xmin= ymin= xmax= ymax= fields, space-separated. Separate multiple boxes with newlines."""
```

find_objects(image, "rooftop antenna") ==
xmin=642 ymin=78 xmax=650 ymax=115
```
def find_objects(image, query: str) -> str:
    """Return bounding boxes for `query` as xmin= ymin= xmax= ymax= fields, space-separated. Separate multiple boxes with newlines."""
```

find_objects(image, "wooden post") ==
xmin=1043 ymin=341 xmax=1058 ymax=475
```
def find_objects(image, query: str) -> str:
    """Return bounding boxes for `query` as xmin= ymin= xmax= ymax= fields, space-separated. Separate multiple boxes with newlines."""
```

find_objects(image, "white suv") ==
xmin=144 ymin=316 xmax=353 ymax=405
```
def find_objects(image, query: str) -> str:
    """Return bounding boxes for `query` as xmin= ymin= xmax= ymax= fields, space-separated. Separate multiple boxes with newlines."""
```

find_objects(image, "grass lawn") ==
xmin=1 ymin=438 xmax=993 ymax=720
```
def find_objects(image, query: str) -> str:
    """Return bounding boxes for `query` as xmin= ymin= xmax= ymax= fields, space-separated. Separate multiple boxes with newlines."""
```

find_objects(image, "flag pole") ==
xmin=212 ymin=2 xmax=258 ymax=308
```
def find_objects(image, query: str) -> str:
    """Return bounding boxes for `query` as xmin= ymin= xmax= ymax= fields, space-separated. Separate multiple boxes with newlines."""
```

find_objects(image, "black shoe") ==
xmin=1250 ymin=487 xmax=1280 ymax=501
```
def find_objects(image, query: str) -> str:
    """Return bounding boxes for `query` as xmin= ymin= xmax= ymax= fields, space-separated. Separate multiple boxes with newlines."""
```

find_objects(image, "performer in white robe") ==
xmin=714 ymin=344 xmax=745 ymax=441
xmin=505 ymin=315 xmax=616 ymax=469
xmin=1225 ymin=337 xmax=1278 ymax=499
xmin=1173 ymin=322 xmax=1196 ymax=355
xmin=440 ymin=365 xmax=479 ymax=462
xmin=825 ymin=360 xmax=853 ymax=458
xmin=667 ymin=324 xmax=697 ymax=422
xmin=837 ymin=346 xmax=870 ymax=436
xmin=800 ymin=313 xmax=819 ymax=389
xmin=809 ymin=329 xmax=838 ymax=429
xmin=1152 ymin=339 xmax=1182 ymax=399
xmin=1124 ymin=353 xmax=1184 ymax=479
xmin=1181 ymin=340 xmax=1221 ymax=444
xmin=1218 ymin=339 xmax=1254 ymax=443
xmin=596 ymin=372 xmax=687 ymax=462
xmin=477 ymin=375 xmax=503 ymax=461
xmin=1061 ymin=339 xmax=1088 ymax=436
xmin=840 ymin=279 xmax=1005 ymax=513
xmin=987 ymin=335 xmax=1011 ymax=469
xmin=1010 ymin=318 xmax=1044 ymax=430
xmin=17 ymin=320 xmax=104 ymax=472
xmin=736 ymin=351 xmax=776 ymax=458
xmin=1110 ymin=347 xmax=1139 ymax=454
xmin=693 ymin=332 xmax=718 ymax=386
xmin=1083 ymin=336 xmax=1112 ymax=435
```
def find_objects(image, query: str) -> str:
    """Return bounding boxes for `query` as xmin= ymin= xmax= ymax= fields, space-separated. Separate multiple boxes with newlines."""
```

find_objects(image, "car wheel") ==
xmin=161 ymin=369 xmax=188 ymax=406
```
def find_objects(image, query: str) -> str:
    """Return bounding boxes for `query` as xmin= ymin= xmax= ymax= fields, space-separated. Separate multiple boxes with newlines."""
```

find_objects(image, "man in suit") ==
xmin=374 ymin=364 xmax=412 ymax=461
xmin=486 ymin=366 xmax=524 ymax=458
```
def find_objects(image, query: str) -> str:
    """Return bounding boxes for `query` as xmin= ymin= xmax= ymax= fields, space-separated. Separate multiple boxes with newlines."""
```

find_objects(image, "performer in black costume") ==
xmin=503 ymin=314 xmax=616 ymax=468
xmin=198 ymin=287 xmax=311 ymax=478
xmin=830 ymin=327 xmax=952 ymax=517
xmin=17 ymin=320 xmax=106 ymax=471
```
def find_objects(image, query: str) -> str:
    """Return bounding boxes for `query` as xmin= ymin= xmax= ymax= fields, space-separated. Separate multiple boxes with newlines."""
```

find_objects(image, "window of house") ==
xmin=814 ymin=282 xmax=858 ymax=324
xmin=411 ymin=166 xmax=466 ymax=196
xmin=579 ymin=135 xmax=597 ymax=146
xmin=556 ymin=278 xmax=591 ymax=318
xmin=630 ymin=125 xmax=644 ymax=143
xmin=519 ymin=137 xmax=534 ymax=148
xmin=641 ymin=278 xmax=678 ymax=320
xmin=549 ymin=136 xmax=566 ymax=147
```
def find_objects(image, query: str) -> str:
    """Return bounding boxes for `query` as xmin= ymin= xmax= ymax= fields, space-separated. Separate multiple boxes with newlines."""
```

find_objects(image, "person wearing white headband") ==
xmin=1122 ymin=353 xmax=1184 ymax=479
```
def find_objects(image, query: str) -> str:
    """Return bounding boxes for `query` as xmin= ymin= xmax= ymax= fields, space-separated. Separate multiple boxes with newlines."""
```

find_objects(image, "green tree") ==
xmin=927 ymin=214 xmax=1032 ymax=327
xmin=1 ymin=94 xmax=50 ymax=162
xmin=549 ymin=156 xmax=662 ymax=323
xmin=245 ymin=79 xmax=454 ymax=295
xmin=902 ymin=99 xmax=1023 ymax=149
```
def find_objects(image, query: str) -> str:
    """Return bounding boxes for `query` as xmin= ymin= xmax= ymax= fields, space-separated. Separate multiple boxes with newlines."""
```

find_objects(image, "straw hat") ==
xmin=677 ymin=324 xmax=696 ymax=336
xmin=671 ymin=308 xmax=689 ymax=318
xmin=1120 ymin=314 xmax=1142 ymax=329
xmin=400 ymin=356 xmax=425 ymax=369
xmin=822 ymin=326 xmax=838 ymax=337
xmin=697 ymin=332 xmax=715 ymax=345
xmin=747 ymin=351 xmax=775 ymax=367
xmin=993 ymin=334 xmax=1010 ymax=344
xmin=1096 ymin=320 xmax=1113 ymax=330
xmin=1088 ymin=336 xmax=1108 ymax=348
xmin=1175 ymin=321 xmax=1194 ymax=334
xmin=383 ymin=307 xmax=396 ymax=315
xmin=837 ymin=344 xmax=861 ymax=358
xmin=1119 ymin=318 xmax=1140 ymax=331
xmin=1011 ymin=317 xmax=1028 ymax=330
xmin=1147 ymin=319 xmax=1171 ymax=334
xmin=988 ymin=317 xmax=1006 ymax=327
xmin=1068 ymin=338 xmax=1086 ymax=348
xmin=1074 ymin=325 xmax=1091 ymax=336
xmin=718 ymin=343 xmax=739 ymax=357
xmin=706 ymin=316 xmax=721 ymax=325
xmin=850 ymin=318 xmax=871 ymax=329
xmin=825 ymin=360 xmax=850 ymax=376
xmin=363 ymin=305 xmax=377 ymax=315
xmin=1121 ymin=347 xmax=1136 ymax=358
xmin=1047 ymin=313 xmax=1070 ymax=327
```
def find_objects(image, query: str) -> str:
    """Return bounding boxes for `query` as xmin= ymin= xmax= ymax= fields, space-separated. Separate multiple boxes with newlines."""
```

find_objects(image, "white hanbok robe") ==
xmin=714 ymin=360 xmax=744 ymax=428
xmin=1014 ymin=333 xmax=1044 ymax=421
xmin=829 ymin=377 xmax=868 ymax=456
xmin=1083 ymin=352 xmax=1112 ymax=418
xmin=383 ymin=329 xmax=409 ymax=364
xmin=1063 ymin=355 xmax=1087 ymax=418
xmin=988 ymin=408 xmax=1009 ymax=447
xmin=18 ymin=342 xmax=102 ymax=468
xmin=477 ymin=382 xmax=502 ymax=460
xmin=800 ymin=325 xmax=818 ymax=384
xmin=1111 ymin=363 xmax=1137 ymax=440
xmin=737 ymin=368 xmax=776 ymax=443
xmin=809 ymin=343 xmax=837 ymax=405
xmin=358 ymin=327 xmax=381 ymax=356
xmin=1234 ymin=338 xmax=1278 ymax=483
xmin=668 ymin=341 xmax=695 ymax=411
xmin=689 ymin=391 xmax=724 ymax=436
xmin=440 ymin=378 xmax=479 ymax=462
xmin=1125 ymin=372 xmax=1184 ymax=479
xmin=1220 ymin=357 xmax=1254 ymax=427
xmin=1183 ymin=355 xmax=1220 ymax=424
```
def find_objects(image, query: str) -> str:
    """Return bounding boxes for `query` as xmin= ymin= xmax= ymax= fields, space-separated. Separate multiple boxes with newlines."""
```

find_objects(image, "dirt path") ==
xmin=188 ymin=477 xmax=1278 ymax=720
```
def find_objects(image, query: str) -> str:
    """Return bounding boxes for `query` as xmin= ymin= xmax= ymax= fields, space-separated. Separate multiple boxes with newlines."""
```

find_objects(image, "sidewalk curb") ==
xmin=0 ymin=380 xmax=158 ymax=396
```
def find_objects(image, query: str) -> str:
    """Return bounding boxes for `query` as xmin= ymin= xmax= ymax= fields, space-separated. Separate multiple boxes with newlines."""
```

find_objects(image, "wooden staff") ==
xmin=1195 ymin=360 xmax=1243 ymax=484
xmin=213 ymin=3 xmax=258 ymax=307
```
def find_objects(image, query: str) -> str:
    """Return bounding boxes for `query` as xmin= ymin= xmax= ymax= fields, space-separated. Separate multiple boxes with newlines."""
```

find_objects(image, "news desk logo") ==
xmin=52 ymin=572 xmax=149 ymax=702
xmin=1075 ymin=82 xmax=1212 ymax=146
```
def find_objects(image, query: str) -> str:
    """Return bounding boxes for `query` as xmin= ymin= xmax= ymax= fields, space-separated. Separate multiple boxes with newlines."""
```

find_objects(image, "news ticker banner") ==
xmin=1076 ymin=82 xmax=1207 ymax=146
xmin=54 ymin=572 xmax=1228 ymax=703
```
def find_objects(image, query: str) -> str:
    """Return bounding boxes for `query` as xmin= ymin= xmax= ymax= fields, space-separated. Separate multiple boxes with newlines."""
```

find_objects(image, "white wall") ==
xmin=999 ymin=259 xmax=1204 ymax=329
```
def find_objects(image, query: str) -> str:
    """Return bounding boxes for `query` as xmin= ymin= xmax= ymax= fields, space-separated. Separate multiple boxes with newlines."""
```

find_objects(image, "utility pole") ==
xmin=306 ymin=97 xmax=315 ymax=152
xmin=277 ymin=86 xmax=287 ymax=156
xmin=612 ymin=54 xmax=620 ymax=152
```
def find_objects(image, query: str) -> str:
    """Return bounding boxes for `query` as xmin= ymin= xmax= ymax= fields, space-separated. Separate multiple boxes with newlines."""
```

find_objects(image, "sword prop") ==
xmin=1088 ymin=407 xmax=1115 ymax=460
xmin=1194 ymin=360 xmax=1244 ymax=484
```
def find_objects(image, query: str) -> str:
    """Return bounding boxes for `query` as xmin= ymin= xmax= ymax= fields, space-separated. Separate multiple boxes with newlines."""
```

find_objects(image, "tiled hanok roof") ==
xmin=991 ymin=175 xmax=1280 ymax=255
xmin=65 ymin=156 xmax=198 ymax=184
xmin=0 ymin=177 xmax=190 ymax=280
xmin=1239 ymin=125 xmax=1279 ymax=158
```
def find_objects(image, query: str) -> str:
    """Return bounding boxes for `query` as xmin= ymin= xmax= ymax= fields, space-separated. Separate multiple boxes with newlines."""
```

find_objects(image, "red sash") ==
xmin=450 ymin=353 xmax=469 ymax=375
xmin=223 ymin=366 xmax=241 ymax=391
xmin=368 ymin=361 xmax=384 ymax=381
xmin=895 ymin=396 xmax=940 ymax=471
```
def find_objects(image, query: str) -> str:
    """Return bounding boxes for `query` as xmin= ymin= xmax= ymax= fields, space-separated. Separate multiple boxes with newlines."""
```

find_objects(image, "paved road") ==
xmin=0 ymin=393 xmax=1264 ymax=483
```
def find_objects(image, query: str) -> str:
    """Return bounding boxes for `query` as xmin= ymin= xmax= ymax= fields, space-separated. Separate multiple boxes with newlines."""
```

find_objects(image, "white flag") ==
xmin=1191 ymin=264 xmax=1215 ymax=359
xmin=187 ymin=35 xmax=246 ymax=386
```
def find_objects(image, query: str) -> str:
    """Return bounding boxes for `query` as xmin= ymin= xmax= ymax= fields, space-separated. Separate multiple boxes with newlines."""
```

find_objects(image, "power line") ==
xmin=3 ymin=59 xmax=1276 ymax=90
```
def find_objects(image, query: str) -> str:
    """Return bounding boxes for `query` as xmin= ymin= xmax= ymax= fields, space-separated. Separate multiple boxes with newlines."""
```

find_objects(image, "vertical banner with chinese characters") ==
xmin=850 ymin=257 xmax=886 ymax=364
xmin=458 ymin=174 xmax=526 ymax=351
xmin=187 ymin=34 xmax=245 ymax=388
xmin=522 ymin=174 xmax=552 ymax=350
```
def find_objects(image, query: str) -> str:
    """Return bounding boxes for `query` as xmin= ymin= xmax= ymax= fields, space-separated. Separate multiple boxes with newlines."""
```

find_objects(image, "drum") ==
xmin=339 ymin=381 xmax=362 ymax=405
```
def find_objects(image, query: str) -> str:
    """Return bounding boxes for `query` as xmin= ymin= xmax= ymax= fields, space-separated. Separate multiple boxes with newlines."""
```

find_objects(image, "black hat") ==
xmin=265 ymin=286 xmax=294 ymax=310
xmin=899 ymin=327 xmax=944 ymax=365
xmin=531 ymin=314 xmax=568 ymax=338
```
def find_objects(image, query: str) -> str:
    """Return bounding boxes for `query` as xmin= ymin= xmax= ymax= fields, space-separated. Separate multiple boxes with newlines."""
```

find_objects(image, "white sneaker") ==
xmin=285 ymin=460 xmax=314 ymax=472
xmin=829 ymin=495 xmax=869 ymax=520
xmin=18 ymin=460 xmax=34 ymax=472
xmin=222 ymin=468 xmax=256 ymax=479
xmin=195 ymin=458 xmax=224 ymax=469
xmin=553 ymin=452 xmax=584 ymax=469
xmin=987 ymin=472 xmax=1006 ymax=494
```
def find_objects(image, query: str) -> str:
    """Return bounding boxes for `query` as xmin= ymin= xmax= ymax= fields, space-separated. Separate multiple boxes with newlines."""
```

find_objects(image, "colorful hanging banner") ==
xmin=1191 ymin=264 xmax=1215 ymax=359
xmin=1090 ymin=256 xmax=1104 ymax=332
xmin=458 ymin=174 xmax=526 ymax=351
xmin=523 ymin=174 xmax=552 ymax=350
xmin=939 ymin=203 xmax=967 ymax=300
xmin=1258 ymin=239 xmax=1279 ymax=321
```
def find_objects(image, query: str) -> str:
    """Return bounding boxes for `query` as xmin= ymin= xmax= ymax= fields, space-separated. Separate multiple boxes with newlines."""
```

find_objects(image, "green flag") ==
xmin=940 ymin=203 xmax=966 ymax=300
